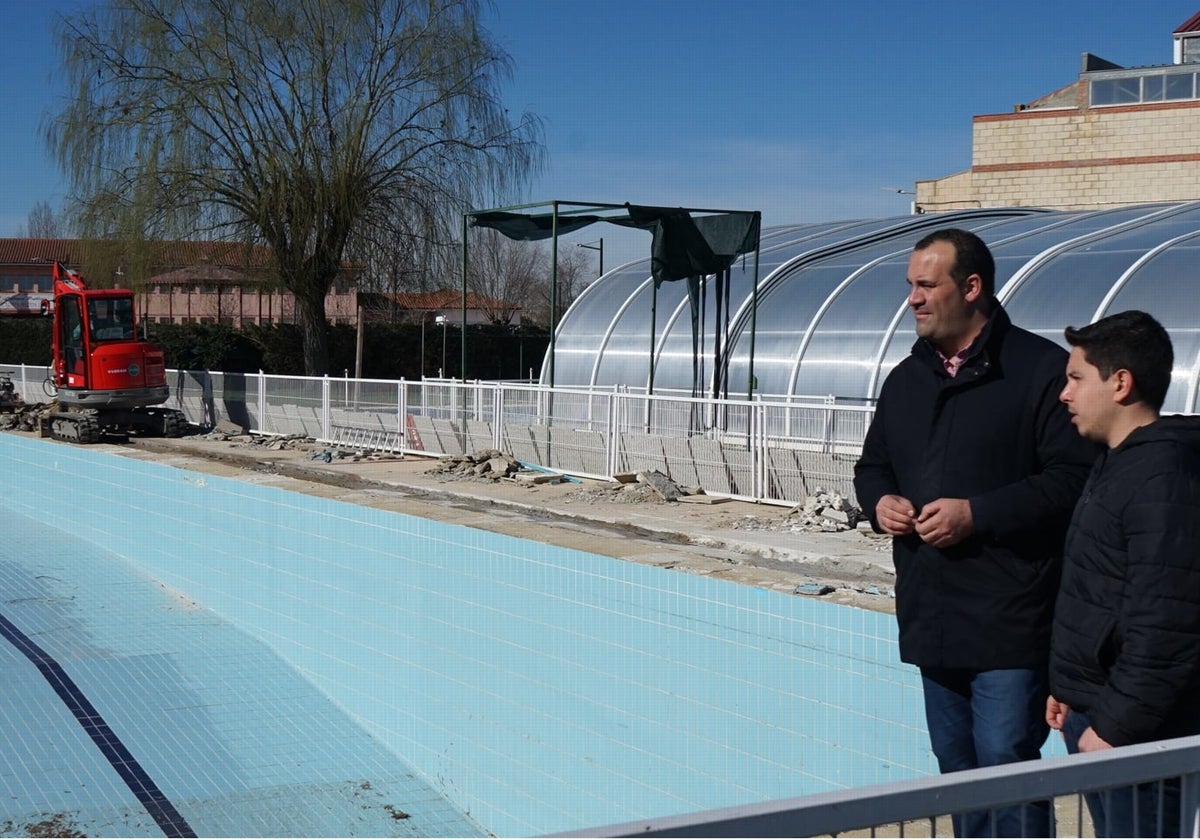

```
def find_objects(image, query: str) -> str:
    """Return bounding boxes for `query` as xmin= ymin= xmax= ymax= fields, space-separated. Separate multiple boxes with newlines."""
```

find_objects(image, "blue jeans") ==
xmin=1062 ymin=709 xmax=1180 ymax=837
xmin=921 ymin=667 xmax=1052 ymax=837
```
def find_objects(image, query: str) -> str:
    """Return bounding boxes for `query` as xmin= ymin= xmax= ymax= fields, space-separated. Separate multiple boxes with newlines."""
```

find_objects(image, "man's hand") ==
xmin=915 ymin=498 xmax=974 ymax=548
xmin=875 ymin=494 xmax=917 ymax=535
xmin=1077 ymin=726 xmax=1113 ymax=752
xmin=1045 ymin=695 xmax=1069 ymax=731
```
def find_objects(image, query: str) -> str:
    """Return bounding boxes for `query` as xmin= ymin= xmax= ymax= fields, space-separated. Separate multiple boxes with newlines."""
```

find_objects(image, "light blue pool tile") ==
xmin=0 ymin=434 xmax=950 ymax=837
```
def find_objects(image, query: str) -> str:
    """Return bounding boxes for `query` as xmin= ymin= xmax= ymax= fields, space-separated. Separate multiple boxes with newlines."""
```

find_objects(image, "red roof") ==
xmin=147 ymin=265 xmax=255 ymax=285
xmin=374 ymin=289 xmax=501 ymax=311
xmin=0 ymin=238 xmax=276 ymax=269
xmin=0 ymin=238 xmax=81 ymax=265
xmin=1175 ymin=11 xmax=1200 ymax=34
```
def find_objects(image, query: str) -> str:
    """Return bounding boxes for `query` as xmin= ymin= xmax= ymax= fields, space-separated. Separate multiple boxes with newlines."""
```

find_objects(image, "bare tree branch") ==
xmin=48 ymin=0 xmax=544 ymax=373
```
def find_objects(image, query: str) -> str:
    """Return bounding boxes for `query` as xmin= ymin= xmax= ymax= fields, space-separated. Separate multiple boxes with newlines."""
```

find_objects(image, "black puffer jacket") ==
xmin=1049 ymin=416 xmax=1200 ymax=747
xmin=855 ymin=306 xmax=1098 ymax=669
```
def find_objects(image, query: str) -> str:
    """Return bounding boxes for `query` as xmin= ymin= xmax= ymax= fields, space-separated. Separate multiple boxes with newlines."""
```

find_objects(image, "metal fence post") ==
xmin=256 ymin=370 xmax=267 ymax=434
xmin=493 ymin=384 xmax=504 ymax=451
xmin=607 ymin=391 xmax=619 ymax=477
xmin=754 ymin=399 xmax=767 ymax=501
xmin=321 ymin=375 xmax=332 ymax=441
xmin=1181 ymin=771 xmax=1200 ymax=837
xmin=397 ymin=379 xmax=406 ymax=449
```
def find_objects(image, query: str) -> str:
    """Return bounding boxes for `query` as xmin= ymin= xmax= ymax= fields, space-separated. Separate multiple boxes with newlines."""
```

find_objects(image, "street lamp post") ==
xmin=435 ymin=314 xmax=447 ymax=378
xmin=577 ymin=238 xmax=604 ymax=278
xmin=883 ymin=186 xmax=919 ymax=215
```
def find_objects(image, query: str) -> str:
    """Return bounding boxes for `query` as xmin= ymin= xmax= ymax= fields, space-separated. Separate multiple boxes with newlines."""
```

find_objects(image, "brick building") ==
xmin=0 ymin=238 xmax=514 ymax=332
xmin=917 ymin=12 xmax=1200 ymax=212
xmin=0 ymin=238 xmax=358 ymax=324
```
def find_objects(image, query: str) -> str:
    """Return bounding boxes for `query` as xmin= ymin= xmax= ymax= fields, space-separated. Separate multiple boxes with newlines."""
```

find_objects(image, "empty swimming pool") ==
xmin=0 ymin=433 xmax=936 ymax=836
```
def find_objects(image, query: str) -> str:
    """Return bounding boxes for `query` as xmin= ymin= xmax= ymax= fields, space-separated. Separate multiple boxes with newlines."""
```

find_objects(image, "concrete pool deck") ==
xmin=110 ymin=432 xmax=898 ymax=614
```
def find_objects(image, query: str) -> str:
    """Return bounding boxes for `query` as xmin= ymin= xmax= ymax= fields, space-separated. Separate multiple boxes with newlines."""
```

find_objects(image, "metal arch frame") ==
xmin=1086 ymin=224 xmax=1200 ymax=413
xmin=995 ymin=202 xmax=1194 ymax=307
xmin=587 ymin=223 xmax=850 ymax=401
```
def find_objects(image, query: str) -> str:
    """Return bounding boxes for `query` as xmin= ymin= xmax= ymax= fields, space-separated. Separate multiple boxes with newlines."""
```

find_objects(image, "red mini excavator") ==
xmin=42 ymin=261 xmax=187 ymax=443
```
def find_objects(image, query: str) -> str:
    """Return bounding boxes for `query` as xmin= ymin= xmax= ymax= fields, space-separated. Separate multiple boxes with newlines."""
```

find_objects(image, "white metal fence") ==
xmin=2 ymin=363 xmax=870 ymax=507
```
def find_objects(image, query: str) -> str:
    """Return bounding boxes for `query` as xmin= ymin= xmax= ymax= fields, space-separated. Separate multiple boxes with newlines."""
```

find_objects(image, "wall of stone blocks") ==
xmin=917 ymin=101 xmax=1200 ymax=212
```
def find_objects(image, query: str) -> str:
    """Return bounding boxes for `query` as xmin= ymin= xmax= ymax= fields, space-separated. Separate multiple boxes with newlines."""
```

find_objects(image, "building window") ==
xmin=1091 ymin=77 xmax=1141 ymax=105
xmin=1184 ymin=35 xmax=1200 ymax=64
xmin=1090 ymin=70 xmax=1199 ymax=106
xmin=16 ymin=275 xmax=50 ymax=292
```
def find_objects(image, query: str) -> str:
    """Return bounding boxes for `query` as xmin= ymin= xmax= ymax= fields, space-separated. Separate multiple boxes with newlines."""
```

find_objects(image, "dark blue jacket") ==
xmin=1050 ymin=416 xmax=1200 ymax=747
xmin=854 ymin=305 xmax=1098 ymax=669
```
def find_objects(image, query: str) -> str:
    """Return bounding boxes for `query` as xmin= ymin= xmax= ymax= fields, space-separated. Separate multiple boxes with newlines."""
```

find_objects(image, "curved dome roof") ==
xmin=545 ymin=201 xmax=1200 ymax=413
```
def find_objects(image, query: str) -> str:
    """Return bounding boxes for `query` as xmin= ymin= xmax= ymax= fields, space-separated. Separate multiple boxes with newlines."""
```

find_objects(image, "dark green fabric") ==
xmin=469 ymin=211 xmax=605 ymax=241
xmin=471 ymin=204 xmax=760 ymax=401
xmin=624 ymin=205 xmax=760 ymax=286
xmin=471 ymin=206 xmax=761 ymax=286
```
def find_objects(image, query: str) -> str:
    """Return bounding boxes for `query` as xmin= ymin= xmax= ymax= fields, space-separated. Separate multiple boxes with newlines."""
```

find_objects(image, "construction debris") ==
xmin=637 ymin=470 xmax=682 ymax=501
xmin=795 ymin=583 xmax=836 ymax=596
xmin=0 ymin=402 xmax=51 ymax=433
xmin=675 ymin=494 xmax=728 ymax=505
xmin=425 ymin=450 xmax=553 ymax=484
xmin=784 ymin=488 xmax=864 ymax=533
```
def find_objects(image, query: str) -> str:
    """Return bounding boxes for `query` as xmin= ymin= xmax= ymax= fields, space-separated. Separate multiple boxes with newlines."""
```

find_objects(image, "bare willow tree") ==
xmin=48 ymin=0 xmax=544 ymax=374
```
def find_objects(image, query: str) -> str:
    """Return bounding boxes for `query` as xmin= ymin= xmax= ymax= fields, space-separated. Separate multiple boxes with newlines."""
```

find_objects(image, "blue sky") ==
xmin=3 ymin=1 xmax=1198 ymax=269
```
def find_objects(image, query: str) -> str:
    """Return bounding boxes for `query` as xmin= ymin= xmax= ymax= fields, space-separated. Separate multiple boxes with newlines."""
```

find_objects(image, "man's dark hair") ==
xmin=913 ymin=228 xmax=996 ymax=299
xmin=1064 ymin=310 xmax=1174 ymax=410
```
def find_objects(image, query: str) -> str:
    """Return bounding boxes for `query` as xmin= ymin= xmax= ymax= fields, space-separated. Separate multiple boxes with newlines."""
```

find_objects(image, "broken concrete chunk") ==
xmin=485 ymin=457 xmax=511 ymax=475
xmin=784 ymin=488 xmax=864 ymax=532
xmin=637 ymin=469 xmax=682 ymax=501
xmin=795 ymin=583 xmax=835 ymax=596
xmin=676 ymin=494 xmax=728 ymax=505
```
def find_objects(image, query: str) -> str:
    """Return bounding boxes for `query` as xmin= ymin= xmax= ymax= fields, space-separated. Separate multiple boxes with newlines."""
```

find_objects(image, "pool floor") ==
xmin=0 ymin=506 xmax=482 ymax=837
xmin=0 ymin=435 xmax=942 ymax=836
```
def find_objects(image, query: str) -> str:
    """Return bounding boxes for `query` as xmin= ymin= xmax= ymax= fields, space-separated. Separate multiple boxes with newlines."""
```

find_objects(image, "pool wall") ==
xmin=1 ymin=435 xmax=939 ymax=836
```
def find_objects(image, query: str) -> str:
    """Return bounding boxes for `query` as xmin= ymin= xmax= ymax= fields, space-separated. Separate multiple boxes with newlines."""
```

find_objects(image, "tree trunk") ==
xmin=295 ymin=291 xmax=330 ymax=375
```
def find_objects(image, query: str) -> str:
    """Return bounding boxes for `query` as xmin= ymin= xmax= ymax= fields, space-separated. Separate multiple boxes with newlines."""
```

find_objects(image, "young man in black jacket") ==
xmin=854 ymin=228 xmax=1097 ymax=837
xmin=1047 ymin=310 xmax=1200 ymax=837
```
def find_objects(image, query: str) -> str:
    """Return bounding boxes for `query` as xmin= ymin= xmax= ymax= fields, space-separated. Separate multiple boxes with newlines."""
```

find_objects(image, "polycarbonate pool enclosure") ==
xmin=544 ymin=201 xmax=1200 ymax=419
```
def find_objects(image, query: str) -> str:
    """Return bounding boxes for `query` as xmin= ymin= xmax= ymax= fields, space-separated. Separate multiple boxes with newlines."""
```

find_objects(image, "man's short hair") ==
xmin=1064 ymin=310 xmax=1174 ymax=410
xmin=913 ymin=228 xmax=996 ymax=299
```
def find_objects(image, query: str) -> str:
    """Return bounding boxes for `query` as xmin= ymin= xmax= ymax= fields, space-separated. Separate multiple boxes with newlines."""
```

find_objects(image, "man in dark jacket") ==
xmin=854 ymin=228 xmax=1097 ymax=837
xmin=1047 ymin=310 xmax=1200 ymax=837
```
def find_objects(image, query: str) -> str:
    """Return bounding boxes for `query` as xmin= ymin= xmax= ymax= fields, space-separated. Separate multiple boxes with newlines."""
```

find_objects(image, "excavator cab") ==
xmin=88 ymin=297 xmax=135 ymax=342
xmin=44 ymin=262 xmax=185 ymax=443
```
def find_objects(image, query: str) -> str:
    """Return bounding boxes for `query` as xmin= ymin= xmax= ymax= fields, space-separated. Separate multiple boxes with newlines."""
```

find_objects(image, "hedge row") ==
xmin=0 ymin=318 xmax=551 ymax=381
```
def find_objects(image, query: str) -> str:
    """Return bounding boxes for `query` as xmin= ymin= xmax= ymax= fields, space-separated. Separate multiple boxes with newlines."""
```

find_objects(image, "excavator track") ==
xmin=46 ymin=411 xmax=102 ymax=444
xmin=148 ymin=408 xmax=188 ymax=438
xmin=41 ymin=406 xmax=188 ymax=444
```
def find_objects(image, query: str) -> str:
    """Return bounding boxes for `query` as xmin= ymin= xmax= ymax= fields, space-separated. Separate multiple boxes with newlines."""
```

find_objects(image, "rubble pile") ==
xmin=425 ymin=450 xmax=531 ymax=483
xmin=727 ymin=488 xmax=864 ymax=534
xmin=564 ymin=469 xmax=706 ymax=505
xmin=785 ymin=489 xmax=864 ymax=532
xmin=0 ymin=402 xmax=51 ymax=433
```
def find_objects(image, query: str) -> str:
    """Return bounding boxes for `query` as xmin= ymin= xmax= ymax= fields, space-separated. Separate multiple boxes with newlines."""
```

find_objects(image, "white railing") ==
xmin=81 ymin=366 xmax=870 ymax=507
xmin=557 ymin=735 xmax=1200 ymax=838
